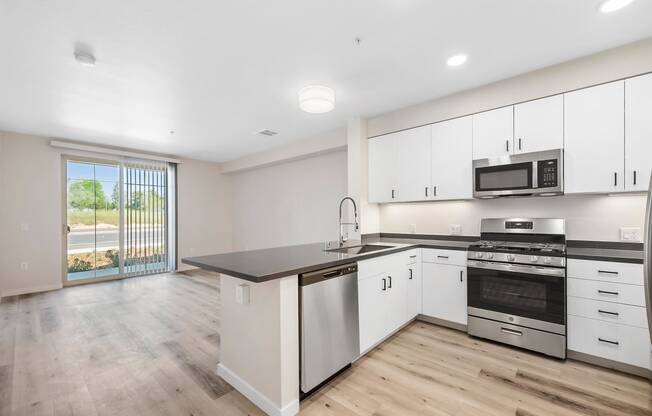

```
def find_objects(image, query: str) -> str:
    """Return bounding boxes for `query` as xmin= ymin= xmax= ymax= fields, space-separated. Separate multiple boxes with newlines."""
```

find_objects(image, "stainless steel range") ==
xmin=466 ymin=218 xmax=567 ymax=359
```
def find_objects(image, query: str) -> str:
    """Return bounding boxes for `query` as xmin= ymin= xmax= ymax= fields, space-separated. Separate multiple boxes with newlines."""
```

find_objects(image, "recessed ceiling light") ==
xmin=74 ymin=51 xmax=96 ymax=66
xmin=446 ymin=54 xmax=468 ymax=67
xmin=599 ymin=0 xmax=634 ymax=13
xmin=298 ymin=85 xmax=335 ymax=114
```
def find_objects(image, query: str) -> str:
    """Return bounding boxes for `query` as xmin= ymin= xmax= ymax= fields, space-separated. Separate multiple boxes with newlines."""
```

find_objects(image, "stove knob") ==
xmin=506 ymin=254 xmax=516 ymax=262
xmin=530 ymin=255 xmax=539 ymax=263
xmin=475 ymin=252 xmax=484 ymax=259
xmin=543 ymin=257 xmax=552 ymax=265
xmin=486 ymin=253 xmax=494 ymax=260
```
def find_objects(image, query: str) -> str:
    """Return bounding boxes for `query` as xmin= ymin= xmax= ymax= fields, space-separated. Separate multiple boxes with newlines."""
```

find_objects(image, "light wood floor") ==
xmin=1 ymin=271 xmax=651 ymax=416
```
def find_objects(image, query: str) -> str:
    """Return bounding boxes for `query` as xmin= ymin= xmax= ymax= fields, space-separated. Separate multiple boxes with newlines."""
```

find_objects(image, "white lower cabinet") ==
xmin=567 ymin=258 xmax=650 ymax=371
xmin=422 ymin=263 xmax=467 ymax=325
xmin=357 ymin=252 xmax=409 ymax=353
xmin=406 ymin=250 xmax=422 ymax=320
xmin=568 ymin=315 xmax=650 ymax=369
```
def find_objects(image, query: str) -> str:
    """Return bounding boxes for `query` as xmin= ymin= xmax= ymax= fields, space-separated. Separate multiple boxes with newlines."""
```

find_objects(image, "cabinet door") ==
xmin=422 ymin=264 xmax=467 ymax=325
xmin=514 ymin=95 xmax=563 ymax=154
xmin=386 ymin=260 xmax=408 ymax=332
xmin=472 ymin=106 xmax=514 ymax=160
xmin=625 ymin=73 xmax=652 ymax=192
xmin=431 ymin=116 xmax=473 ymax=200
xmin=406 ymin=259 xmax=422 ymax=320
xmin=564 ymin=81 xmax=625 ymax=194
xmin=395 ymin=126 xmax=431 ymax=202
xmin=358 ymin=273 xmax=389 ymax=353
xmin=368 ymin=135 xmax=397 ymax=202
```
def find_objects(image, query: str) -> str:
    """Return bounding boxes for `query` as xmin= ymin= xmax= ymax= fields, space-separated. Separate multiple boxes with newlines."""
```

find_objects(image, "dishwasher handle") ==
xmin=300 ymin=263 xmax=358 ymax=286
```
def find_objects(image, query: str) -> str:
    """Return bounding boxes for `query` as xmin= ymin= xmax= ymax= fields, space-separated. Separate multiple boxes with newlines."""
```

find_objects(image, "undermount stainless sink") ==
xmin=325 ymin=244 xmax=393 ymax=255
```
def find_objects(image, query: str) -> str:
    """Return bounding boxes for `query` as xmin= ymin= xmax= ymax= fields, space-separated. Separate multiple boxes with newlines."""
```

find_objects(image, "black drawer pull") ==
xmin=460 ymin=270 xmax=464 ymax=282
xmin=614 ymin=172 xmax=618 ymax=186
xmin=382 ymin=278 xmax=386 ymax=291
xmin=409 ymin=269 xmax=413 ymax=280
xmin=598 ymin=338 xmax=619 ymax=346
xmin=598 ymin=309 xmax=619 ymax=316
xmin=409 ymin=255 xmax=417 ymax=258
xmin=387 ymin=276 xmax=392 ymax=289
xmin=437 ymin=256 xmax=449 ymax=259
xmin=425 ymin=187 xmax=428 ymax=197
xmin=597 ymin=270 xmax=619 ymax=275
xmin=634 ymin=170 xmax=637 ymax=185
xmin=598 ymin=290 xmax=619 ymax=296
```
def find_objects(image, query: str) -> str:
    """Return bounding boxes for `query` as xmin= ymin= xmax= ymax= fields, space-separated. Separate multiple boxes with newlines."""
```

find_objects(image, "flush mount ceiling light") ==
xmin=298 ymin=85 xmax=335 ymax=114
xmin=446 ymin=54 xmax=468 ymax=67
xmin=599 ymin=0 xmax=635 ymax=13
xmin=74 ymin=51 xmax=96 ymax=66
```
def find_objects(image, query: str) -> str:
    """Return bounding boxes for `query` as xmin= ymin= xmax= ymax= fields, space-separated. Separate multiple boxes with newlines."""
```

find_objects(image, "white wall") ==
xmin=177 ymin=159 xmax=232 ymax=270
xmin=366 ymin=37 xmax=652 ymax=242
xmin=230 ymin=149 xmax=348 ymax=251
xmin=0 ymin=131 xmax=231 ymax=296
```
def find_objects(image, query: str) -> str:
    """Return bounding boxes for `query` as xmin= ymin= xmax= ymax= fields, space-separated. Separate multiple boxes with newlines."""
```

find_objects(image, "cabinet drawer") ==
xmin=568 ymin=296 xmax=648 ymax=329
xmin=358 ymin=252 xmax=400 ymax=279
xmin=422 ymin=249 xmax=466 ymax=266
xmin=567 ymin=259 xmax=643 ymax=286
xmin=567 ymin=278 xmax=645 ymax=307
xmin=405 ymin=249 xmax=420 ymax=265
xmin=568 ymin=315 xmax=650 ymax=369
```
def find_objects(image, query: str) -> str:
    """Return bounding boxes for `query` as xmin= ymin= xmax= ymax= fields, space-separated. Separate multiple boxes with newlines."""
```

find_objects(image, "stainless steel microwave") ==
xmin=473 ymin=149 xmax=563 ymax=198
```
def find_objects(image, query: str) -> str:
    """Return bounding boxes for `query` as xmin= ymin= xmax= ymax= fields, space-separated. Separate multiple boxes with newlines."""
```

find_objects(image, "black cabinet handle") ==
xmin=597 ymin=270 xmax=619 ymax=275
xmin=409 ymin=269 xmax=413 ymax=280
xmin=598 ymin=290 xmax=619 ymax=296
xmin=518 ymin=138 xmax=522 ymax=151
xmin=634 ymin=170 xmax=637 ymax=186
xmin=382 ymin=278 xmax=386 ymax=291
xmin=598 ymin=338 xmax=619 ymax=346
xmin=425 ymin=187 xmax=428 ymax=197
xmin=433 ymin=186 xmax=437 ymax=197
xmin=387 ymin=276 xmax=392 ymax=289
xmin=437 ymin=255 xmax=449 ymax=259
xmin=598 ymin=309 xmax=619 ymax=316
xmin=614 ymin=172 xmax=617 ymax=186
xmin=506 ymin=140 xmax=509 ymax=152
xmin=391 ymin=189 xmax=395 ymax=199
xmin=409 ymin=255 xmax=417 ymax=258
xmin=460 ymin=270 xmax=463 ymax=282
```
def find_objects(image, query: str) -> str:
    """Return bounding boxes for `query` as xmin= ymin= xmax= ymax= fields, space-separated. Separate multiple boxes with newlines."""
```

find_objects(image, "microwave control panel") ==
xmin=537 ymin=159 xmax=558 ymax=188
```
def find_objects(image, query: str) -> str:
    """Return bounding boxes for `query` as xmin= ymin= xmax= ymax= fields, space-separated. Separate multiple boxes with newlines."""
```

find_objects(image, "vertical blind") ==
xmin=124 ymin=159 xmax=175 ymax=276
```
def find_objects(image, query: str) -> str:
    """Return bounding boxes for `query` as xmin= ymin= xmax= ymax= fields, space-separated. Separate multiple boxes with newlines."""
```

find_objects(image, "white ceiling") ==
xmin=1 ymin=0 xmax=652 ymax=162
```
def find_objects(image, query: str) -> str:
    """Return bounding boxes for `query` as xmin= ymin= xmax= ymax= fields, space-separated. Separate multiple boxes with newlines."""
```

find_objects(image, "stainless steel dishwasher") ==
xmin=300 ymin=263 xmax=359 ymax=394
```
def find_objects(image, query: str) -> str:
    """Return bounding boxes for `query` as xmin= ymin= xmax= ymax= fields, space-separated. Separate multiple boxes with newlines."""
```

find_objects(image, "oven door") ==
xmin=467 ymin=260 xmax=565 ymax=334
xmin=473 ymin=161 xmax=534 ymax=198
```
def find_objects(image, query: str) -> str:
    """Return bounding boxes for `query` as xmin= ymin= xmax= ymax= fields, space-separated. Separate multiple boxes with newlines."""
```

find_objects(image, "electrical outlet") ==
xmin=20 ymin=262 xmax=29 ymax=271
xmin=620 ymin=227 xmax=642 ymax=242
xmin=409 ymin=224 xmax=417 ymax=234
xmin=449 ymin=224 xmax=462 ymax=235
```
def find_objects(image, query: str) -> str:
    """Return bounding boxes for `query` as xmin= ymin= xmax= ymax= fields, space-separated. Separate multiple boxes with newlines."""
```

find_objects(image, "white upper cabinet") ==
xmin=368 ymin=134 xmax=396 ymax=203
xmin=395 ymin=126 xmax=431 ymax=202
xmin=625 ymin=73 xmax=652 ymax=192
xmin=431 ymin=116 xmax=473 ymax=200
xmin=564 ymin=81 xmax=625 ymax=194
xmin=514 ymin=95 xmax=564 ymax=154
xmin=472 ymin=106 xmax=514 ymax=160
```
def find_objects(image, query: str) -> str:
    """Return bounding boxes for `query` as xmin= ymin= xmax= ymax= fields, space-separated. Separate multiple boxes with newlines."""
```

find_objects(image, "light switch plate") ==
xmin=449 ymin=224 xmax=462 ymax=235
xmin=620 ymin=227 xmax=642 ymax=242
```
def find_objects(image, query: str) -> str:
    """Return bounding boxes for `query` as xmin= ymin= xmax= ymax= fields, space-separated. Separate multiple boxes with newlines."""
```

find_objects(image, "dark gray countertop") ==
xmin=566 ymin=246 xmax=644 ymax=264
xmin=182 ymin=236 xmax=644 ymax=282
xmin=182 ymin=242 xmax=416 ymax=283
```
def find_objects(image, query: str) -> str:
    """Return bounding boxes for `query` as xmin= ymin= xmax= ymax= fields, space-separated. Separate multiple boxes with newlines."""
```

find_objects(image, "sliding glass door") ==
xmin=64 ymin=157 xmax=175 ymax=284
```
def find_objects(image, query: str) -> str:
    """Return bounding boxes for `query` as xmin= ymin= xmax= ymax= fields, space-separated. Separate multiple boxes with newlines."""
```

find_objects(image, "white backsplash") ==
xmin=379 ymin=193 xmax=647 ymax=242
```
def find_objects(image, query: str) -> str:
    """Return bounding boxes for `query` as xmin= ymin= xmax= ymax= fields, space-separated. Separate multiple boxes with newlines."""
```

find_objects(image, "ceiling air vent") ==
xmin=256 ymin=129 xmax=278 ymax=137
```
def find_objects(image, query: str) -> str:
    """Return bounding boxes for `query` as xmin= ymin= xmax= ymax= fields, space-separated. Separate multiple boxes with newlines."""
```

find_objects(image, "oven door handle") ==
xmin=467 ymin=260 xmax=565 ymax=277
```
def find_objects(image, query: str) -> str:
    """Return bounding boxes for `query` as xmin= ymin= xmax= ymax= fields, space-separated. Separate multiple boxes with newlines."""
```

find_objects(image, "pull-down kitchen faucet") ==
xmin=338 ymin=197 xmax=359 ymax=246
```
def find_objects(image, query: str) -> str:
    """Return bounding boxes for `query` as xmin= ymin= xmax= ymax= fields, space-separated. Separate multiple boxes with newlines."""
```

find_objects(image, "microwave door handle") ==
xmin=532 ymin=160 xmax=538 ymax=189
